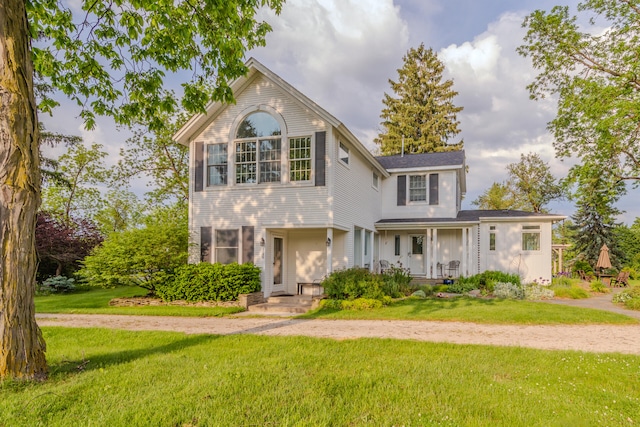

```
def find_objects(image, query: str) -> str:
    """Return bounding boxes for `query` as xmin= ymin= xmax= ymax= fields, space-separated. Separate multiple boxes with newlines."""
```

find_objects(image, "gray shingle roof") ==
xmin=375 ymin=150 xmax=465 ymax=170
xmin=376 ymin=209 xmax=565 ymax=225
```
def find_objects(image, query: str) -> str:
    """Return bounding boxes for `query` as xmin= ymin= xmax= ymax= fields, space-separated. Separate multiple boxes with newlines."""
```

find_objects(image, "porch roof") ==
xmin=375 ymin=209 xmax=566 ymax=229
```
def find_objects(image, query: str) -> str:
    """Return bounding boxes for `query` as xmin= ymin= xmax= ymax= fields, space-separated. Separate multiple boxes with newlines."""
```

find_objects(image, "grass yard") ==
xmin=35 ymin=287 xmax=244 ymax=317
xmin=1 ymin=327 xmax=639 ymax=426
xmin=301 ymin=297 xmax=638 ymax=325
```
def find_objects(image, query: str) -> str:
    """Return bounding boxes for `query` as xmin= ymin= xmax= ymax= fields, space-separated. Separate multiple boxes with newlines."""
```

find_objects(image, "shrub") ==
xmin=411 ymin=290 xmax=426 ymax=298
xmin=318 ymin=297 xmax=391 ymax=311
xmin=38 ymin=276 xmax=76 ymax=294
xmin=552 ymin=276 xmax=572 ymax=287
xmin=493 ymin=282 xmax=523 ymax=299
xmin=589 ymin=281 xmax=609 ymax=293
xmin=321 ymin=268 xmax=385 ymax=300
xmin=381 ymin=266 xmax=413 ymax=297
xmin=155 ymin=262 xmax=261 ymax=302
xmin=450 ymin=271 xmax=520 ymax=294
xmin=573 ymin=260 xmax=594 ymax=276
xmin=613 ymin=286 xmax=640 ymax=311
xmin=523 ymin=283 xmax=555 ymax=300
xmin=551 ymin=284 xmax=590 ymax=299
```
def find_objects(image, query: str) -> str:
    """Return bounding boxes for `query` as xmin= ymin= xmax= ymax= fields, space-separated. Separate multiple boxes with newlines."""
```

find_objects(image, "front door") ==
xmin=273 ymin=237 xmax=284 ymax=292
xmin=408 ymin=235 xmax=424 ymax=275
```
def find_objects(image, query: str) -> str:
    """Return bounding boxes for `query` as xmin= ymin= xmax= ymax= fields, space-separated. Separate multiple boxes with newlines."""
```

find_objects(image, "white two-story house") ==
xmin=174 ymin=58 xmax=564 ymax=297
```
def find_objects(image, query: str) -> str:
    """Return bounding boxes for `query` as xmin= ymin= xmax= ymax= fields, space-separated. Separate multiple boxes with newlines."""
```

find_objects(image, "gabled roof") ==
xmin=376 ymin=151 xmax=466 ymax=193
xmin=375 ymin=151 xmax=465 ymax=170
xmin=173 ymin=57 xmax=389 ymax=177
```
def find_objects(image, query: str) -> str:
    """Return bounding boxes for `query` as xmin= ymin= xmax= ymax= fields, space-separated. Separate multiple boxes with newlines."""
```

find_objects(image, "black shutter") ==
xmin=429 ymin=173 xmax=439 ymax=205
xmin=397 ymin=175 xmax=406 ymax=206
xmin=315 ymin=131 xmax=326 ymax=186
xmin=200 ymin=226 xmax=212 ymax=262
xmin=242 ymin=226 xmax=254 ymax=264
xmin=195 ymin=141 xmax=204 ymax=192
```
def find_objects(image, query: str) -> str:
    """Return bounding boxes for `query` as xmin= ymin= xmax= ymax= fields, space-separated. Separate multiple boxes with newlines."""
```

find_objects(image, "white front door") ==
xmin=272 ymin=236 xmax=284 ymax=293
xmin=408 ymin=235 xmax=425 ymax=275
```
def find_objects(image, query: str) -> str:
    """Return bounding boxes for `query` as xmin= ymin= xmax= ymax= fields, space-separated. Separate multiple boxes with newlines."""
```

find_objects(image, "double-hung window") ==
xmin=522 ymin=225 xmax=541 ymax=251
xmin=339 ymin=141 xmax=349 ymax=165
xmin=289 ymin=137 xmax=311 ymax=181
xmin=234 ymin=112 xmax=281 ymax=184
xmin=207 ymin=144 xmax=228 ymax=186
xmin=409 ymin=175 xmax=427 ymax=202
xmin=215 ymin=229 xmax=238 ymax=264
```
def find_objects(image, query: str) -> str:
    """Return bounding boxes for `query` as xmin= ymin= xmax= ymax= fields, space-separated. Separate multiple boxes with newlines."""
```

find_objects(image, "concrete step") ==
xmin=246 ymin=295 xmax=317 ymax=315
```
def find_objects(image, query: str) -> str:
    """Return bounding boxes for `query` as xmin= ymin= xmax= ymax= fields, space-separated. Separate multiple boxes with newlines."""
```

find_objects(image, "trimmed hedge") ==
xmin=155 ymin=262 xmax=261 ymax=302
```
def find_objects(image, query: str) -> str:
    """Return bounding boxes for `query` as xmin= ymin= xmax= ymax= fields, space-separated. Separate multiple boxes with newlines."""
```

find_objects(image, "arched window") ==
xmin=234 ymin=112 xmax=282 ymax=184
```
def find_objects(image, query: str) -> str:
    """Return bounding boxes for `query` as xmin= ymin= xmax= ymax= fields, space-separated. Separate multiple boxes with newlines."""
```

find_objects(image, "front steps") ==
xmin=247 ymin=294 xmax=319 ymax=315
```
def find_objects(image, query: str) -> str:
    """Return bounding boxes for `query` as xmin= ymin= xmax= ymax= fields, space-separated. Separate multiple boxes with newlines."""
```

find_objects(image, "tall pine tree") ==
xmin=375 ymin=44 xmax=463 ymax=155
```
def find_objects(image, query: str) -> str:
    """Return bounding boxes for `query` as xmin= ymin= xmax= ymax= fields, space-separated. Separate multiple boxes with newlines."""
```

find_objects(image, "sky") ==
xmin=40 ymin=0 xmax=639 ymax=224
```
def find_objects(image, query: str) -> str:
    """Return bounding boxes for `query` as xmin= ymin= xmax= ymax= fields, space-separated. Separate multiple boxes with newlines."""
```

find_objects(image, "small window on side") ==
xmin=372 ymin=172 xmax=379 ymax=189
xmin=394 ymin=235 xmax=401 ymax=256
xmin=339 ymin=142 xmax=349 ymax=165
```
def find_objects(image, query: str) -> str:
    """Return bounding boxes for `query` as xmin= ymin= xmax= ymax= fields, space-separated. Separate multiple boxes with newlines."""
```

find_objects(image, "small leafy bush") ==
xmin=450 ymin=271 xmax=520 ymax=294
xmin=552 ymin=276 xmax=573 ymax=287
xmin=381 ymin=266 xmax=413 ymax=297
xmin=573 ymin=260 xmax=594 ymax=277
xmin=321 ymin=268 xmax=385 ymax=300
xmin=155 ymin=262 xmax=261 ymax=302
xmin=38 ymin=276 xmax=76 ymax=294
xmin=613 ymin=286 xmax=640 ymax=310
xmin=551 ymin=284 xmax=590 ymax=299
xmin=318 ymin=297 xmax=391 ymax=311
xmin=411 ymin=290 xmax=426 ymax=298
xmin=493 ymin=282 xmax=523 ymax=299
xmin=523 ymin=283 xmax=555 ymax=300
xmin=589 ymin=281 xmax=609 ymax=293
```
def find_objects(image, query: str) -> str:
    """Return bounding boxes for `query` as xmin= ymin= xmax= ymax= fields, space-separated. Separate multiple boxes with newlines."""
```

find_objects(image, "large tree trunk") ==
xmin=0 ymin=0 xmax=48 ymax=380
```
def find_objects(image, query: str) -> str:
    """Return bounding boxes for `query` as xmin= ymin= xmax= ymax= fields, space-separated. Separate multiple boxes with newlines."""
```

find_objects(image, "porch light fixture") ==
xmin=326 ymin=237 xmax=332 ymax=247
xmin=260 ymin=237 xmax=265 ymax=246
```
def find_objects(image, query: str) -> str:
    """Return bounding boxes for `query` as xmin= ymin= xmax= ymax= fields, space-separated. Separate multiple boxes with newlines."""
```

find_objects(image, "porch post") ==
xmin=326 ymin=228 xmax=334 ymax=276
xmin=432 ymin=229 xmax=438 ymax=277
xmin=461 ymin=227 xmax=468 ymax=277
xmin=425 ymin=229 xmax=432 ymax=278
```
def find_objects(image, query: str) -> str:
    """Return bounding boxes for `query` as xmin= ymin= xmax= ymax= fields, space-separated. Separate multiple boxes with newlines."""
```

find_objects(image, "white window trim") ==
xmin=338 ymin=141 xmax=350 ymax=168
xmin=288 ymin=135 xmax=313 ymax=184
xmin=372 ymin=171 xmax=379 ymax=190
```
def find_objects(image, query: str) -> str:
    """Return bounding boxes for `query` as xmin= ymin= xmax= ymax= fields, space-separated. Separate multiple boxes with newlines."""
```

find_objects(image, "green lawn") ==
xmin=1 ymin=327 xmax=638 ymax=426
xmin=301 ymin=297 xmax=638 ymax=324
xmin=35 ymin=287 xmax=244 ymax=317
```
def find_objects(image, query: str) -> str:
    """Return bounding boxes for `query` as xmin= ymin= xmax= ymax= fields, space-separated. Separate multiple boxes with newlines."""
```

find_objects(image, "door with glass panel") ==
xmin=408 ymin=235 xmax=424 ymax=275
xmin=272 ymin=237 xmax=284 ymax=292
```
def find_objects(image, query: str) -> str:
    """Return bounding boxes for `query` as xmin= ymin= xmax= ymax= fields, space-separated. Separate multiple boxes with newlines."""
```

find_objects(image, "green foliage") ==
xmin=450 ymin=271 xmax=521 ymax=294
xmin=155 ymin=262 xmax=261 ymax=302
xmin=519 ymin=1 xmax=640 ymax=188
xmin=551 ymin=284 xmax=590 ymax=299
xmin=38 ymin=276 xmax=76 ymax=295
xmin=506 ymin=153 xmax=564 ymax=213
xmin=78 ymin=206 xmax=188 ymax=291
xmin=613 ymin=286 xmax=640 ymax=311
xmin=319 ymin=298 xmax=388 ymax=311
xmin=93 ymin=189 xmax=145 ymax=234
xmin=589 ymin=281 xmax=609 ymax=293
xmin=29 ymin=0 xmax=284 ymax=130
xmin=41 ymin=142 xmax=109 ymax=224
xmin=375 ymin=43 xmax=463 ymax=155
xmin=472 ymin=181 xmax=518 ymax=210
xmin=381 ymin=266 xmax=413 ymax=297
xmin=493 ymin=282 xmax=524 ymax=300
xmin=573 ymin=260 xmax=595 ymax=276
xmin=523 ymin=283 xmax=555 ymax=300
xmin=552 ymin=276 xmax=573 ymax=287
xmin=321 ymin=268 xmax=385 ymax=300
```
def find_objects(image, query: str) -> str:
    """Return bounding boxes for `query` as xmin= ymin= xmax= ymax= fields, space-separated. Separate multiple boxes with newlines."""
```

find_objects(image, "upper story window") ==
xmin=409 ymin=175 xmax=427 ymax=202
xmin=234 ymin=112 xmax=281 ymax=184
xmin=372 ymin=172 xmax=379 ymax=189
xmin=522 ymin=225 xmax=541 ymax=251
xmin=289 ymin=137 xmax=312 ymax=182
xmin=339 ymin=141 xmax=349 ymax=165
xmin=409 ymin=173 xmax=439 ymax=204
xmin=207 ymin=144 xmax=228 ymax=186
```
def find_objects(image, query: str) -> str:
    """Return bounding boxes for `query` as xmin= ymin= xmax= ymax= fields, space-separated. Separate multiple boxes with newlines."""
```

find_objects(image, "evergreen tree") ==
xmin=375 ymin=43 xmax=463 ymax=155
xmin=568 ymin=167 xmax=624 ymax=269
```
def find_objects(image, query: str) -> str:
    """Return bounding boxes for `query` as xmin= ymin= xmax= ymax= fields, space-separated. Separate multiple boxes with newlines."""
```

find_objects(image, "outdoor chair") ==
xmin=445 ymin=260 xmax=460 ymax=277
xmin=577 ymin=270 xmax=592 ymax=282
xmin=379 ymin=260 xmax=390 ymax=274
xmin=610 ymin=271 xmax=630 ymax=287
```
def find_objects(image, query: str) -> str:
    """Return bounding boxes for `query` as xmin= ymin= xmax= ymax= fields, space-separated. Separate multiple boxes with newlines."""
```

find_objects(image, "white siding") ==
xmin=478 ymin=221 xmax=554 ymax=283
xmin=380 ymin=170 xmax=459 ymax=219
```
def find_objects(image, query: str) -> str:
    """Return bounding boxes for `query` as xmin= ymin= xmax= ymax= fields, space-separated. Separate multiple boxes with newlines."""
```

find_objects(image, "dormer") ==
xmin=376 ymin=151 xmax=466 ymax=220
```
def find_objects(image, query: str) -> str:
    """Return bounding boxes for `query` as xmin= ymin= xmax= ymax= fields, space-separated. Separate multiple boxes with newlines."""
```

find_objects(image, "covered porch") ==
xmin=375 ymin=220 xmax=478 ymax=279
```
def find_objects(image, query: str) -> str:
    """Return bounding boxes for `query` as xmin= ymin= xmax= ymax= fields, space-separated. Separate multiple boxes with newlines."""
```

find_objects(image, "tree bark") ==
xmin=0 ymin=0 xmax=48 ymax=380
